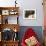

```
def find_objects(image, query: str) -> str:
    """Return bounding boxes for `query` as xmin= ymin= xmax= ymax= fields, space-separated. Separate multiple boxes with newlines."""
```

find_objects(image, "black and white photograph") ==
xmin=23 ymin=9 xmax=36 ymax=19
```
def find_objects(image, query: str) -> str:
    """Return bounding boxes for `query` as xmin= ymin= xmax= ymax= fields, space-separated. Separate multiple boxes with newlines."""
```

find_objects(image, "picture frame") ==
xmin=23 ymin=9 xmax=36 ymax=19
xmin=2 ymin=10 xmax=9 ymax=15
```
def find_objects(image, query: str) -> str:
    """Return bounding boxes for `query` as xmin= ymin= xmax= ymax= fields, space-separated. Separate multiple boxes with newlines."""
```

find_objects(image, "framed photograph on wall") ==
xmin=23 ymin=9 xmax=36 ymax=19
xmin=2 ymin=10 xmax=9 ymax=15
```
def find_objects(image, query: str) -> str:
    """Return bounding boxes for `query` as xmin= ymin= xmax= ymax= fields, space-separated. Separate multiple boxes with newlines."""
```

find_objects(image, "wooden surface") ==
xmin=0 ymin=24 xmax=20 ymax=32
xmin=0 ymin=7 xmax=19 ymax=24
xmin=0 ymin=7 xmax=19 ymax=10
xmin=0 ymin=7 xmax=19 ymax=32
xmin=0 ymin=7 xmax=19 ymax=46
xmin=0 ymin=7 xmax=19 ymax=15
xmin=3 ymin=41 xmax=18 ymax=46
xmin=0 ymin=41 xmax=19 ymax=46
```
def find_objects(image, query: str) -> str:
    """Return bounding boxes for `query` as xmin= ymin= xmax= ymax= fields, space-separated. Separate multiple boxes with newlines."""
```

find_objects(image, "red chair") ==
xmin=21 ymin=28 xmax=41 ymax=46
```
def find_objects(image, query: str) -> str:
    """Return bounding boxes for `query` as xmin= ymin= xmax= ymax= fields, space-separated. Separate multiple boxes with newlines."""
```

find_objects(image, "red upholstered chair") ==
xmin=21 ymin=28 xmax=41 ymax=46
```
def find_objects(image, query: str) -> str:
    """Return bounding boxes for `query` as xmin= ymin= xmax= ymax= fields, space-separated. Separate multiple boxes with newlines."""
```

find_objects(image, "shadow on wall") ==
xmin=18 ymin=26 xmax=43 ymax=44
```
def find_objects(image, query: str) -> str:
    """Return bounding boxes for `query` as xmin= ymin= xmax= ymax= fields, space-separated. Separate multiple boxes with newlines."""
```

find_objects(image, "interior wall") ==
xmin=0 ymin=0 xmax=15 ymax=7
xmin=18 ymin=0 xmax=44 ymax=26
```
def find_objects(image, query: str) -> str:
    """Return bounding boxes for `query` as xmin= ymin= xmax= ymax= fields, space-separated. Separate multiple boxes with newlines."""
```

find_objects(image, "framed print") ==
xmin=23 ymin=9 xmax=36 ymax=19
xmin=2 ymin=10 xmax=9 ymax=15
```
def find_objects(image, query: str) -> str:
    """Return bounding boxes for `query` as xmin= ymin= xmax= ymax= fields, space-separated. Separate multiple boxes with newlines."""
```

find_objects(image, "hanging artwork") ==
xmin=2 ymin=10 xmax=9 ymax=15
xmin=23 ymin=9 xmax=36 ymax=19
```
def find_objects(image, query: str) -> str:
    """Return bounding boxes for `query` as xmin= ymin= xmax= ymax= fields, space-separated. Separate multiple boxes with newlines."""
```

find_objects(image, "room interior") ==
xmin=0 ymin=0 xmax=45 ymax=46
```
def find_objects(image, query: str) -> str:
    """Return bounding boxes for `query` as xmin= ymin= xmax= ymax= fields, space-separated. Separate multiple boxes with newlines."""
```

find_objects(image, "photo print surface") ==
xmin=23 ymin=9 xmax=36 ymax=19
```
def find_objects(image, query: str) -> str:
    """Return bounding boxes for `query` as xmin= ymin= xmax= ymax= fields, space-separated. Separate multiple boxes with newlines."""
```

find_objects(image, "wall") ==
xmin=0 ymin=0 xmax=15 ymax=7
xmin=0 ymin=0 xmax=44 ymax=26
xmin=18 ymin=0 xmax=44 ymax=26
